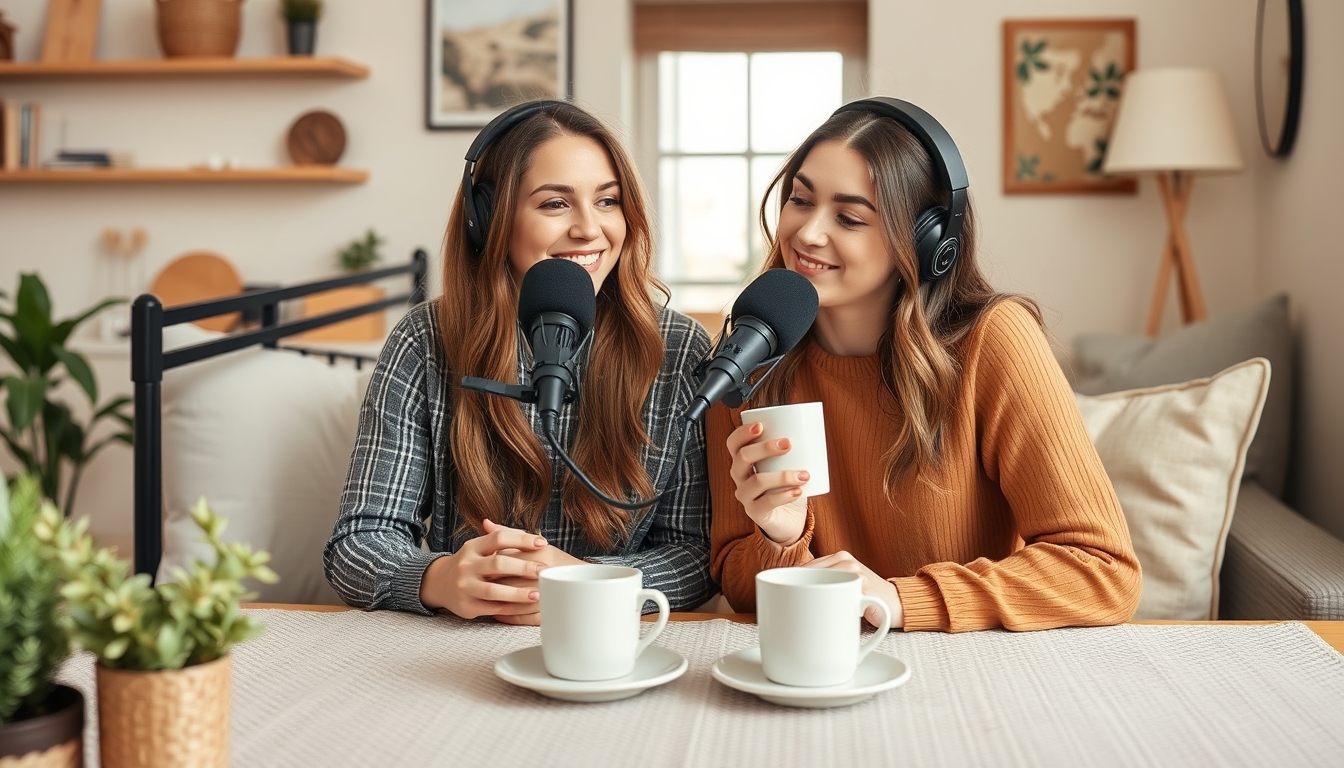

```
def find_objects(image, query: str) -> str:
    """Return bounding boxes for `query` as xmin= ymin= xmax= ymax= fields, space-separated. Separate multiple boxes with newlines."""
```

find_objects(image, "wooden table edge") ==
xmin=242 ymin=604 xmax=1343 ymax=654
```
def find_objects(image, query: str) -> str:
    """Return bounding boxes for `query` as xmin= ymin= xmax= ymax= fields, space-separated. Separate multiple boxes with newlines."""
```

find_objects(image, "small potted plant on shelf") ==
xmin=298 ymin=228 xmax=387 ymax=342
xmin=281 ymin=0 xmax=322 ymax=56
xmin=0 ymin=476 xmax=82 ymax=768
xmin=35 ymin=498 xmax=277 ymax=768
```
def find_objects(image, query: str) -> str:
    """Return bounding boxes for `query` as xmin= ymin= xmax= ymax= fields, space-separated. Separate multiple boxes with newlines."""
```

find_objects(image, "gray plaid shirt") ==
xmin=324 ymin=301 xmax=715 ymax=614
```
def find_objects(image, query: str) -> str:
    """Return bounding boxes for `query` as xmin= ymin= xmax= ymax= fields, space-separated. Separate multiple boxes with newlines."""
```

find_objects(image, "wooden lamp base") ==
xmin=1145 ymin=170 xmax=1208 ymax=336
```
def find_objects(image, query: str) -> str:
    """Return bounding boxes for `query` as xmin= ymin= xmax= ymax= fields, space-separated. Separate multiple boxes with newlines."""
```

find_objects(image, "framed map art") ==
xmin=1002 ymin=19 xmax=1137 ymax=194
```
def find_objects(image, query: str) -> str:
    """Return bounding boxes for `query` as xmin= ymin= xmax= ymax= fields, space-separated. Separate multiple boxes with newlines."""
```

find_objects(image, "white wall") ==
xmin=869 ymin=0 xmax=1260 ymax=344
xmin=0 ymin=0 xmax=632 ymax=547
xmin=1253 ymin=0 xmax=1344 ymax=539
xmin=0 ymin=0 xmax=1275 ymax=543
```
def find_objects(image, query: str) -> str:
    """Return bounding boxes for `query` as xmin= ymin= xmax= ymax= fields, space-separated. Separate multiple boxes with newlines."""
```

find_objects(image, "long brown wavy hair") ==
xmin=437 ymin=102 xmax=666 ymax=548
xmin=753 ymin=109 xmax=1041 ymax=493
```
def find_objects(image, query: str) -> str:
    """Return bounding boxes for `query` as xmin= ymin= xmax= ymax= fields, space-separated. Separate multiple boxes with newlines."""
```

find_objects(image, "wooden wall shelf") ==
xmin=0 ymin=167 xmax=369 ymax=183
xmin=0 ymin=57 xmax=370 ymax=80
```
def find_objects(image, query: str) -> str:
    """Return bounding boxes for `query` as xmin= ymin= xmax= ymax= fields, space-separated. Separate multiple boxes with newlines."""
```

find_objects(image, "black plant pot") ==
xmin=0 ymin=684 xmax=85 ymax=765
xmin=287 ymin=21 xmax=317 ymax=56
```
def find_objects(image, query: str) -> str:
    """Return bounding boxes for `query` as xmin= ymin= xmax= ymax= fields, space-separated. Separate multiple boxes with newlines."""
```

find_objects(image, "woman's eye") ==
xmin=597 ymin=196 xmax=621 ymax=209
xmin=838 ymin=214 xmax=864 ymax=228
xmin=788 ymin=195 xmax=813 ymax=208
xmin=541 ymin=199 xmax=569 ymax=210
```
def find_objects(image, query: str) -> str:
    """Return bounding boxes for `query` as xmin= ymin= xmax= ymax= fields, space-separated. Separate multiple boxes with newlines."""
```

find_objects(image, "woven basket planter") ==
xmin=0 ymin=685 xmax=84 ymax=768
xmin=155 ymin=0 xmax=245 ymax=58
xmin=95 ymin=656 xmax=230 ymax=768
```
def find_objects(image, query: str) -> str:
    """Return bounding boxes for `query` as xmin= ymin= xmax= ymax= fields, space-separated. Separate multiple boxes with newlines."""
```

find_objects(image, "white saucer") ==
xmin=494 ymin=645 xmax=688 ymax=703
xmin=711 ymin=647 xmax=911 ymax=708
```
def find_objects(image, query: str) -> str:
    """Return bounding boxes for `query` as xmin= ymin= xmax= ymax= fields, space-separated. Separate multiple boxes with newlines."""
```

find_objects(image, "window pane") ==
xmin=673 ymin=53 xmax=748 ymax=153
xmin=661 ymin=156 xmax=749 ymax=281
xmin=669 ymin=285 xmax=742 ymax=317
xmin=749 ymin=52 xmax=844 ymax=152
xmin=750 ymin=154 xmax=788 ymax=269
xmin=658 ymin=52 xmax=677 ymax=153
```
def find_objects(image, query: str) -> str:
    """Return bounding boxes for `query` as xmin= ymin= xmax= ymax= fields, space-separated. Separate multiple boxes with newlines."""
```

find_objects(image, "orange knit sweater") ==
xmin=707 ymin=301 xmax=1141 ymax=632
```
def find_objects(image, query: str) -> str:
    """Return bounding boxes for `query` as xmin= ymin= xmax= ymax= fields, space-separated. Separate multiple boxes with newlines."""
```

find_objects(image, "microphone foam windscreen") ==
xmin=731 ymin=268 xmax=819 ymax=354
xmin=517 ymin=258 xmax=597 ymax=336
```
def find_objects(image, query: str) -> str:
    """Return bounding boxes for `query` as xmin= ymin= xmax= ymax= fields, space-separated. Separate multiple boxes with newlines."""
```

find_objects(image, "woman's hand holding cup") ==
xmin=727 ymin=402 xmax=830 ymax=547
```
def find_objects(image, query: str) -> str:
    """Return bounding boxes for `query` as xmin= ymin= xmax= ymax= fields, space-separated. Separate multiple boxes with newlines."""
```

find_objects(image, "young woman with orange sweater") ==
xmin=708 ymin=99 xmax=1141 ymax=632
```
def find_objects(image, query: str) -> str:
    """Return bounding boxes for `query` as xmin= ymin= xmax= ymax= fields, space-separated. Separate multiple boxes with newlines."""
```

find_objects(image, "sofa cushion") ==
xmin=1074 ymin=358 xmax=1270 ymax=620
xmin=156 ymin=324 xmax=368 ymax=605
xmin=1073 ymin=294 xmax=1292 ymax=497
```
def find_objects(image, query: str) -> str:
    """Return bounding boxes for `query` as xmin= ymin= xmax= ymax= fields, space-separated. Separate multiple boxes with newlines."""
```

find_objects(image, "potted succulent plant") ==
xmin=281 ymin=0 xmax=322 ymax=56
xmin=0 ymin=476 xmax=82 ymax=768
xmin=35 ymin=498 xmax=277 ymax=768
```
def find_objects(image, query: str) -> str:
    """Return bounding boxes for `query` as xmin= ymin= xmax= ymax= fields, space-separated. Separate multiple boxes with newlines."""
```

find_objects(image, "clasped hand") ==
xmin=419 ymin=519 xmax=583 ymax=625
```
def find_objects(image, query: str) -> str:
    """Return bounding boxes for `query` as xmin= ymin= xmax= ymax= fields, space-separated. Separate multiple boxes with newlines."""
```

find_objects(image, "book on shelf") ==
xmin=1 ymin=100 xmax=53 ymax=170
xmin=42 ymin=150 xmax=134 ymax=169
xmin=1 ymin=101 xmax=18 ymax=170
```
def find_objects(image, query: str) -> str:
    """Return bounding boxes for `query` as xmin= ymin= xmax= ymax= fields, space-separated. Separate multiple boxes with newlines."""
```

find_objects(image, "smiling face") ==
xmin=777 ymin=139 xmax=899 ymax=316
xmin=508 ymin=133 xmax=626 ymax=294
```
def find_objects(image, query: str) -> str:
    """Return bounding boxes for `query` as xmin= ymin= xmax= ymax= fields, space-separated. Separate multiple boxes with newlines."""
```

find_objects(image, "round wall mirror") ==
xmin=1255 ymin=0 xmax=1304 ymax=157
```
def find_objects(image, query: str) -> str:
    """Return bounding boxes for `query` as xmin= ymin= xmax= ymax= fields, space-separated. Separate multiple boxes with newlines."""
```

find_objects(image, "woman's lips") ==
xmin=551 ymin=251 xmax=602 ymax=271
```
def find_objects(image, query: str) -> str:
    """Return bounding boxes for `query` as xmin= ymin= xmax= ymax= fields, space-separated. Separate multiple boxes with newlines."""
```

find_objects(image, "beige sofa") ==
xmin=1073 ymin=295 xmax=1344 ymax=621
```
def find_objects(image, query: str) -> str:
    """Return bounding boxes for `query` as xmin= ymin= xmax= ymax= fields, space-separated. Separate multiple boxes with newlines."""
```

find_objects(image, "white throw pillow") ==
xmin=1074 ymin=358 xmax=1270 ymax=620
xmin=156 ymin=325 xmax=369 ymax=605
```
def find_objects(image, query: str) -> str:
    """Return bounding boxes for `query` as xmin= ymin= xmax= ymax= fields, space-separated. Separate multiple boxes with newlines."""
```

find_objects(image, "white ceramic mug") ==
xmin=740 ymin=402 xmax=830 ymax=497
xmin=539 ymin=564 xmax=670 ymax=681
xmin=756 ymin=567 xmax=892 ymax=687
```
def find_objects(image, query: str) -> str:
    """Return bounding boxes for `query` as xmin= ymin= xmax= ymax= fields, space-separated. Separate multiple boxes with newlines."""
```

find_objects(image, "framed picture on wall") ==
xmin=1002 ymin=18 xmax=1137 ymax=194
xmin=425 ymin=0 xmax=573 ymax=130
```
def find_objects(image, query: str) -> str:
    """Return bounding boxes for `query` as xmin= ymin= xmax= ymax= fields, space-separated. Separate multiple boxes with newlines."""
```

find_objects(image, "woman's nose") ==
xmin=570 ymin=207 xmax=600 ymax=240
xmin=796 ymin=210 xmax=828 ymax=247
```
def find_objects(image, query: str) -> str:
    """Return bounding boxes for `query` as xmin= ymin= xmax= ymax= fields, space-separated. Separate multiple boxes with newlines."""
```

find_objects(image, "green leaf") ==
xmin=53 ymin=346 xmax=97 ymax=402
xmin=1106 ymin=87 xmax=1120 ymax=98
xmin=12 ymin=275 xmax=53 ymax=359
xmin=1016 ymin=61 xmax=1029 ymax=82
xmin=1033 ymin=59 xmax=1048 ymax=71
xmin=92 ymin=396 xmax=132 ymax=423
xmin=4 ymin=376 xmax=46 ymax=432
xmin=0 ymin=333 xmax=32 ymax=372
xmin=1106 ymin=62 xmax=1118 ymax=78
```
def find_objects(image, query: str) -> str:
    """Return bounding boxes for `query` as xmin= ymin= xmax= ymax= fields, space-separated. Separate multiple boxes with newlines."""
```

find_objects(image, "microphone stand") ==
xmin=460 ymin=328 xmax=697 ymax=511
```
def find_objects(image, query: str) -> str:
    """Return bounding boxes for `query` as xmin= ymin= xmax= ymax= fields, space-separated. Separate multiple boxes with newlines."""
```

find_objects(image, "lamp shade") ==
xmin=1103 ymin=68 xmax=1244 ymax=174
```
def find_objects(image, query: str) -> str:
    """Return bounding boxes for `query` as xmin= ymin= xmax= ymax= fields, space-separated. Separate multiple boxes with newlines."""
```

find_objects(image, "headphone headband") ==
xmin=831 ymin=97 xmax=969 ymax=281
xmin=462 ymin=99 xmax=572 ymax=253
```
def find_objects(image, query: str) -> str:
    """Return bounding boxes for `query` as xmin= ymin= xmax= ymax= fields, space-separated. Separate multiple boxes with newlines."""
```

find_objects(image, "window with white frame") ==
xmin=633 ymin=2 xmax=868 ymax=318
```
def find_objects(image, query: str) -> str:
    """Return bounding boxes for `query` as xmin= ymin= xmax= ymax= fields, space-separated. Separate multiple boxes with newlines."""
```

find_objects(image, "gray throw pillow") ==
xmin=1073 ymin=294 xmax=1292 ymax=498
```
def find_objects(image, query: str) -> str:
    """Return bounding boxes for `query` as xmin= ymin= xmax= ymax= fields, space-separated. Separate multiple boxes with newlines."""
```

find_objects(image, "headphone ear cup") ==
xmin=469 ymin=181 xmax=495 ymax=254
xmin=912 ymin=206 xmax=946 ymax=282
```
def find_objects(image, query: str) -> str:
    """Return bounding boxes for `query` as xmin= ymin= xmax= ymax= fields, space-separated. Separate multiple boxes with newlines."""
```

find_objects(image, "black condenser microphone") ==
xmin=516 ymin=258 xmax=596 ymax=430
xmin=684 ymin=268 xmax=819 ymax=422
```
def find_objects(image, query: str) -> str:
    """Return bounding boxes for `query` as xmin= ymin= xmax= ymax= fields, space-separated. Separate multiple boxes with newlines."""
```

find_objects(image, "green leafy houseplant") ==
xmin=0 ymin=273 xmax=133 ymax=516
xmin=0 ymin=476 xmax=70 ymax=724
xmin=338 ymin=228 xmax=385 ymax=272
xmin=35 ymin=497 xmax=278 ymax=671
xmin=280 ymin=0 xmax=323 ymax=23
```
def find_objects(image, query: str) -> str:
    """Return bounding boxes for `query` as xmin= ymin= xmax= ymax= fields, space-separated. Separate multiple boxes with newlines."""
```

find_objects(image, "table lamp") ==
xmin=1103 ymin=68 xmax=1244 ymax=335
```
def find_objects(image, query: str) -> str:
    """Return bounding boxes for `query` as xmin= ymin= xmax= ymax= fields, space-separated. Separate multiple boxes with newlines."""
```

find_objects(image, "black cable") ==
xmin=542 ymin=415 xmax=696 ymax=511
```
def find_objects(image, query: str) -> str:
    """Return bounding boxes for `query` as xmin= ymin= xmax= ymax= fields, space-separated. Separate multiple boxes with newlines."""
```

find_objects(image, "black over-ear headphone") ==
xmin=831 ymin=98 xmax=969 ymax=283
xmin=462 ymin=99 xmax=571 ymax=254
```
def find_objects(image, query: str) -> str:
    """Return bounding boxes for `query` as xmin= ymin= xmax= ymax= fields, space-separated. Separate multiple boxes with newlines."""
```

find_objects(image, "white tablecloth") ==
xmin=56 ymin=610 xmax=1344 ymax=767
